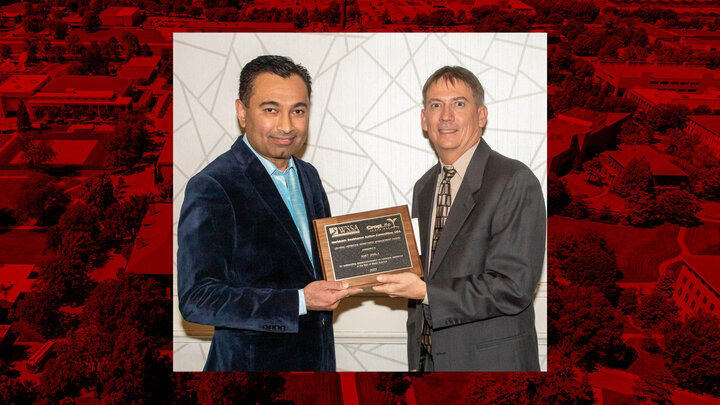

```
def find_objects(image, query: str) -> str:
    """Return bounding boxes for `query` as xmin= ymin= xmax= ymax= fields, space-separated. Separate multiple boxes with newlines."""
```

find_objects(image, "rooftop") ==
xmin=0 ymin=264 xmax=36 ymax=308
xmin=629 ymin=88 xmax=720 ymax=105
xmin=125 ymin=203 xmax=172 ymax=276
xmin=605 ymin=145 xmax=687 ymax=177
xmin=682 ymin=255 xmax=720 ymax=294
xmin=595 ymin=63 xmax=718 ymax=80
xmin=0 ymin=75 xmax=50 ymax=96
xmin=41 ymin=76 xmax=133 ymax=96
xmin=100 ymin=6 xmax=140 ymax=18
xmin=688 ymin=115 xmax=720 ymax=135
xmin=548 ymin=108 xmax=629 ymax=156
xmin=125 ymin=56 xmax=162 ymax=68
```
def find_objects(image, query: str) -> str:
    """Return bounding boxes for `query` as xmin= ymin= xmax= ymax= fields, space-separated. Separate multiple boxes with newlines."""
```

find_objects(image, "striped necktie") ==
xmin=422 ymin=165 xmax=456 ymax=355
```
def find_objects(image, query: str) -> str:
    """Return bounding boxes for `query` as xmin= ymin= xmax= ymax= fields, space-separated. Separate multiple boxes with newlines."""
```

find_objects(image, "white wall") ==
xmin=173 ymin=33 xmax=547 ymax=371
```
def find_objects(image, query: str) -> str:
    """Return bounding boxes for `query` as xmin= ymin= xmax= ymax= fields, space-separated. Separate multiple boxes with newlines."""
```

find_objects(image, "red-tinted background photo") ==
xmin=1 ymin=0 xmax=719 ymax=404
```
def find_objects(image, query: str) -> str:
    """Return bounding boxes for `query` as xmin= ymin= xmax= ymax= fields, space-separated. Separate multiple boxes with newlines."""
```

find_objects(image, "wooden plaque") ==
xmin=313 ymin=205 xmax=423 ymax=288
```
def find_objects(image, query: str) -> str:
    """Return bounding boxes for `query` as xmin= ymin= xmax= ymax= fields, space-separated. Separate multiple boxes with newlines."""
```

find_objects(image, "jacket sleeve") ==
xmin=427 ymin=167 xmax=546 ymax=329
xmin=177 ymin=173 xmax=300 ymax=333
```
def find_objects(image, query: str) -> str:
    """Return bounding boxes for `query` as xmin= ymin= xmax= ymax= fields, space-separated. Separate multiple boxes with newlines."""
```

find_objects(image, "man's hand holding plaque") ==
xmin=372 ymin=272 xmax=426 ymax=300
xmin=313 ymin=206 xmax=423 ymax=288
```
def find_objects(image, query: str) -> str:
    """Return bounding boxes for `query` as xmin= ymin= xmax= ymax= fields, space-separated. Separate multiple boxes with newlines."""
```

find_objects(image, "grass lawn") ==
xmin=601 ymin=389 xmax=635 ymax=404
xmin=684 ymin=222 xmax=720 ymax=255
xmin=0 ymin=178 xmax=27 ymax=209
xmin=550 ymin=217 xmax=680 ymax=282
xmin=624 ymin=337 xmax=668 ymax=377
xmin=698 ymin=201 xmax=720 ymax=221
xmin=563 ymin=171 xmax=606 ymax=198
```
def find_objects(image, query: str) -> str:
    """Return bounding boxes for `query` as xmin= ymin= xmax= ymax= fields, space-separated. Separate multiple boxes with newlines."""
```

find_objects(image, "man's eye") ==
xmin=293 ymin=109 xmax=306 ymax=115
xmin=264 ymin=108 xmax=277 ymax=113
xmin=431 ymin=103 xmax=441 ymax=108
xmin=455 ymin=101 xmax=465 ymax=107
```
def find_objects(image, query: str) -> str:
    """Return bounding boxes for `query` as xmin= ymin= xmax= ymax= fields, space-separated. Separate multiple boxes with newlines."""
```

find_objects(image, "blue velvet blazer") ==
xmin=177 ymin=137 xmax=334 ymax=371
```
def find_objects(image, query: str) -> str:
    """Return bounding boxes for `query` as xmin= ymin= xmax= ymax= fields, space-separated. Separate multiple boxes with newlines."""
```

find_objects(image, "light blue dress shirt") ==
xmin=243 ymin=136 xmax=313 ymax=315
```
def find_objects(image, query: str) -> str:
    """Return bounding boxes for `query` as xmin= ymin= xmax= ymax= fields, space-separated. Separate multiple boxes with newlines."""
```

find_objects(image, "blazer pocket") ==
xmin=472 ymin=330 xmax=530 ymax=350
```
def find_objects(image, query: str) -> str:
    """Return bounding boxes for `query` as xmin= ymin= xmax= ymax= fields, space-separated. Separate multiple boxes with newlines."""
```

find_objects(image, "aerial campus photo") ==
xmin=1 ymin=0 xmax=720 ymax=404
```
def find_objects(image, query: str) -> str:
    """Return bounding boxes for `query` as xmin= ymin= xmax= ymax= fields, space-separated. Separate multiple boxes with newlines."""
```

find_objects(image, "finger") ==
xmin=325 ymin=281 xmax=349 ymax=290
xmin=373 ymin=284 xmax=394 ymax=295
xmin=378 ymin=273 xmax=404 ymax=283
xmin=372 ymin=285 xmax=387 ymax=294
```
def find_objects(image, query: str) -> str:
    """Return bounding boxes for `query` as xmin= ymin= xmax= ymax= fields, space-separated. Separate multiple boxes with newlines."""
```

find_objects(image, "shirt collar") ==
xmin=243 ymin=135 xmax=296 ymax=175
xmin=438 ymin=139 xmax=480 ymax=182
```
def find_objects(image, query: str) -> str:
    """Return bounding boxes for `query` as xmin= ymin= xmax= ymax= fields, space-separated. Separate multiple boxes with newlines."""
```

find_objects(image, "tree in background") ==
xmin=627 ymin=190 xmax=701 ymax=227
xmin=18 ymin=135 xmax=55 ymax=170
xmin=618 ymin=287 xmax=638 ymax=315
xmin=13 ymin=286 xmax=65 ymax=339
xmin=644 ymin=103 xmax=690 ymax=133
xmin=634 ymin=291 xmax=680 ymax=330
xmin=548 ymin=174 xmax=571 ymax=216
xmin=14 ymin=173 xmax=69 ymax=226
xmin=619 ymin=119 xmax=653 ymax=145
xmin=0 ymin=44 xmax=11 ymax=60
xmin=82 ymin=11 xmax=102 ymax=32
xmin=0 ymin=375 xmax=39 ymax=404
xmin=552 ymin=284 xmax=634 ymax=371
xmin=16 ymin=101 xmax=32 ymax=132
xmin=102 ymin=194 xmax=150 ymax=247
xmin=633 ymin=369 xmax=677 ymax=405
xmin=194 ymin=373 xmax=288 ymax=404
xmin=549 ymin=230 xmax=623 ymax=303
xmin=80 ymin=173 xmax=117 ymax=210
xmin=582 ymin=157 xmax=605 ymax=185
xmin=82 ymin=275 xmax=169 ymax=341
xmin=103 ymin=111 xmax=152 ymax=171
xmin=97 ymin=328 xmax=172 ymax=404
xmin=45 ymin=202 xmax=106 ymax=265
xmin=375 ymin=373 xmax=411 ymax=404
xmin=39 ymin=251 xmax=92 ymax=305
xmin=611 ymin=157 xmax=654 ymax=202
xmin=462 ymin=349 xmax=595 ymax=403
xmin=663 ymin=312 xmax=720 ymax=396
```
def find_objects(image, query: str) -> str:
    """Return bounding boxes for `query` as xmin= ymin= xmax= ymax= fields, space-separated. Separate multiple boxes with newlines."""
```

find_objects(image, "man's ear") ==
xmin=235 ymin=99 xmax=247 ymax=129
xmin=477 ymin=105 xmax=488 ymax=129
xmin=421 ymin=109 xmax=428 ymax=132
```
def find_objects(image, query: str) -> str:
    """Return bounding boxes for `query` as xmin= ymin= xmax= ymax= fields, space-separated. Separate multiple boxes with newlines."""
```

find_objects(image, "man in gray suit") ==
xmin=373 ymin=66 xmax=546 ymax=371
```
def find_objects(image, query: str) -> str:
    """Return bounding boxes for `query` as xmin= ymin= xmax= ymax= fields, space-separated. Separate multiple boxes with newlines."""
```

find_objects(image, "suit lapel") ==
xmin=429 ymin=139 xmax=491 ymax=279
xmin=417 ymin=164 xmax=439 ymax=275
xmin=233 ymin=138 xmax=315 ymax=278
xmin=295 ymin=160 xmax=322 ymax=277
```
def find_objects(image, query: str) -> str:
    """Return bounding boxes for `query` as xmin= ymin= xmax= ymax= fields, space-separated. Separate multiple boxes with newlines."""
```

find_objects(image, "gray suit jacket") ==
xmin=408 ymin=138 xmax=546 ymax=371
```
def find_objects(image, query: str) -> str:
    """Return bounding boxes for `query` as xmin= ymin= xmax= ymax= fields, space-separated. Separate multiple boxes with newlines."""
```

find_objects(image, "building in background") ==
xmin=600 ymin=145 xmax=688 ymax=189
xmin=674 ymin=255 xmax=720 ymax=317
xmin=549 ymin=107 xmax=630 ymax=175
xmin=686 ymin=115 xmax=720 ymax=156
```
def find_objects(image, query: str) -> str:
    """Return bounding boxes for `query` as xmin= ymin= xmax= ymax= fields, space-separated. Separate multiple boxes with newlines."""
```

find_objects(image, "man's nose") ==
xmin=277 ymin=111 xmax=292 ymax=133
xmin=440 ymin=104 xmax=453 ymax=121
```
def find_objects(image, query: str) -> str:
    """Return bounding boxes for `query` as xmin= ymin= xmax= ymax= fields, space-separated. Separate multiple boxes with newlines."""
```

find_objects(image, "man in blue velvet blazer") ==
xmin=177 ymin=55 xmax=361 ymax=371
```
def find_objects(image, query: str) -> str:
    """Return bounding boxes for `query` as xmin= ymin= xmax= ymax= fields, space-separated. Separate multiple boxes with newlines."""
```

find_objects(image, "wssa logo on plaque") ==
xmin=314 ymin=206 xmax=422 ymax=288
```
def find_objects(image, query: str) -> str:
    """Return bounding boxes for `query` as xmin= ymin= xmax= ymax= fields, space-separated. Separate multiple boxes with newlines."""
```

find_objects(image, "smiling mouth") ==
xmin=438 ymin=129 xmax=457 ymax=134
xmin=270 ymin=136 xmax=295 ymax=145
